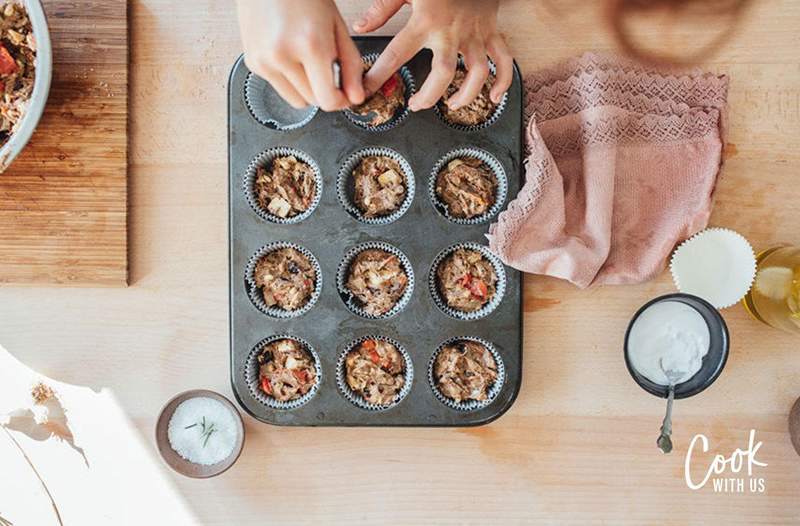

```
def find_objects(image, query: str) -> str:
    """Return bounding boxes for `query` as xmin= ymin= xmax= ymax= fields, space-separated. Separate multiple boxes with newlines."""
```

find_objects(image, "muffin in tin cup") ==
xmin=243 ymin=146 xmax=323 ymax=224
xmin=337 ymin=241 xmax=415 ymax=319
xmin=428 ymin=336 xmax=505 ymax=411
xmin=336 ymin=335 xmax=414 ymax=411
xmin=245 ymin=334 xmax=322 ymax=410
xmin=429 ymin=242 xmax=506 ymax=320
xmin=434 ymin=57 xmax=507 ymax=132
xmin=337 ymin=146 xmax=415 ymax=225
xmin=244 ymin=71 xmax=319 ymax=131
xmin=343 ymin=53 xmax=416 ymax=132
xmin=244 ymin=242 xmax=322 ymax=319
xmin=428 ymin=147 xmax=508 ymax=225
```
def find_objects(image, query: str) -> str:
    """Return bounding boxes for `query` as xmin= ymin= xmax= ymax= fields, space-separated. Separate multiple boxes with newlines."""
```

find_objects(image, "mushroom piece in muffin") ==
xmin=255 ymin=155 xmax=317 ymax=219
xmin=346 ymin=249 xmax=409 ymax=316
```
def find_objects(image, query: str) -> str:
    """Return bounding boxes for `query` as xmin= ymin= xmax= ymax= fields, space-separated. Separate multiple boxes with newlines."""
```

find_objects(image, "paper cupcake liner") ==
xmin=336 ymin=241 xmax=415 ymax=319
xmin=343 ymin=53 xmax=416 ymax=132
xmin=242 ymin=147 xmax=323 ymax=225
xmin=337 ymin=147 xmax=415 ymax=225
xmin=429 ymin=242 xmax=507 ymax=320
xmin=669 ymin=227 xmax=756 ymax=309
xmin=433 ymin=58 xmax=508 ymax=132
xmin=335 ymin=335 xmax=414 ymax=411
xmin=244 ymin=334 xmax=322 ymax=410
xmin=244 ymin=72 xmax=319 ymax=131
xmin=244 ymin=242 xmax=322 ymax=319
xmin=428 ymin=147 xmax=508 ymax=225
xmin=428 ymin=336 xmax=505 ymax=412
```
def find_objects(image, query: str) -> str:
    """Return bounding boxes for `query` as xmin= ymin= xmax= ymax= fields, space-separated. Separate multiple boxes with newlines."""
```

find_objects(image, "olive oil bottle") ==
xmin=743 ymin=246 xmax=800 ymax=334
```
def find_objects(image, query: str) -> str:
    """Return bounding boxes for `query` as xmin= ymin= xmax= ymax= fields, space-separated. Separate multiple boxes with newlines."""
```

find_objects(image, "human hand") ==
xmin=353 ymin=0 xmax=512 ymax=112
xmin=236 ymin=0 xmax=365 ymax=111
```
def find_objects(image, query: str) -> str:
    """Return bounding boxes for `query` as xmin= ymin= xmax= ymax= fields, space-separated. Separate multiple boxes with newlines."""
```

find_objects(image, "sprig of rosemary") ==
xmin=184 ymin=416 xmax=217 ymax=448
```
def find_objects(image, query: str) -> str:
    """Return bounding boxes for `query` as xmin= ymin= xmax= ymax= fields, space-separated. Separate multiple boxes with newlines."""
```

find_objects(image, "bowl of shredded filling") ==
xmin=0 ymin=1 xmax=51 ymax=172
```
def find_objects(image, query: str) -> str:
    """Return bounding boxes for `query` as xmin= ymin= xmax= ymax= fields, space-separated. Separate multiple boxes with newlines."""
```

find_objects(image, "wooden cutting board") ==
xmin=0 ymin=0 xmax=127 ymax=286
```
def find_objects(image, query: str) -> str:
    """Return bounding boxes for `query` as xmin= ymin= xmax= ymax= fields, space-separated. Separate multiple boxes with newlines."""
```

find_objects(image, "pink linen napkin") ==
xmin=487 ymin=53 xmax=729 ymax=288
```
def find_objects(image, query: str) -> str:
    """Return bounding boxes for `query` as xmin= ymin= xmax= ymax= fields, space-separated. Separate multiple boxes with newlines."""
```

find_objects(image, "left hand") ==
xmin=353 ymin=0 xmax=513 ymax=112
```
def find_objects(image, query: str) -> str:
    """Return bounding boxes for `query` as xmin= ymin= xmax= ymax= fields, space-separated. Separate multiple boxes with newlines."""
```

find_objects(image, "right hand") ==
xmin=236 ymin=0 xmax=365 ymax=111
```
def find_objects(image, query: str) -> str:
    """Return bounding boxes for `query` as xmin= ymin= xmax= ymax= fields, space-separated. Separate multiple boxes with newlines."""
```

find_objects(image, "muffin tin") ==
xmin=228 ymin=37 xmax=523 ymax=426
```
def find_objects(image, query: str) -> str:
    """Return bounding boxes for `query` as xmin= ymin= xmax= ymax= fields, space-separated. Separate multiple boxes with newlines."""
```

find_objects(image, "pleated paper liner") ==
xmin=244 ymin=334 xmax=322 ymax=410
xmin=336 ymin=241 xmax=415 ymax=319
xmin=244 ymin=242 xmax=322 ymax=319
xmin=244 ymin=71 xmax=318 ymax=131
xmin=242 ymin=146 xmax=323 ymax=224
xmin=429 ymin=242 xmax=507 ymax=320
xmin=335 ymin=335 xmax=414 ymax=411
xmin=428 ymin=147 xmax=508 ymax=225
xmin=428 ymin=336 xmax=505 ymax=412
xmin=337 ymin=146 xmax=415 ymax=225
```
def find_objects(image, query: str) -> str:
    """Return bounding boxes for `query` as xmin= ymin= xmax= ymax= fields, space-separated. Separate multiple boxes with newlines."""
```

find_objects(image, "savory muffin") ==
xmin=349 ymin=70 xmax=405 ymax=127
xmin=435 ymin=157 xmax=497 ymax=219
xmin=344 ymin=338 xmax=406 ymax=406
xmin=253 ymin=247 xmax=316 ymax=311
xmin=257 ymin=338 xmax=318 ymax=402
xmin=437 ymin=68 xmax=497 ymax=127
xmin=434 ymin=340 xmax=498 ymax=403
xmin=0 ymin=1 xmax=36 ymax=147
xmin=353 ymin=155 xmax=406 ymax=218
xmin=346 ymin=249 xmax=408 ymax=316
xmin=436 ymin=248 xmax=497 ymax=312
xmin=255 ymin=155 xmax=317 ymax=219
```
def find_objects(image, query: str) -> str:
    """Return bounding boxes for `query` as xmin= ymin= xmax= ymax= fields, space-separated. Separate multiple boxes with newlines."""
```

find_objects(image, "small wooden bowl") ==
xmin=155 ymin=389 xmax=245 ymax=478
xmin=790 ymin=396 xmax=800 ymax=458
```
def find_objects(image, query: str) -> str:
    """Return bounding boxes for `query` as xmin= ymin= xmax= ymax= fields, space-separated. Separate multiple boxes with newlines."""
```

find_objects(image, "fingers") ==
xmin=282 ymin=62 xmax=316 ymax=106
xmin=301 ymin=32 xmax=351 ymax=111
xmin=353 ymin=0 xmax=406 ymax=34
xmin=335 ymin=19 xmax=365 ymax=105
xmin=487 ymin=34 xmax=513 ymax=103
xmin=363 ymin=25 xmax=422 ymax=94
xmin=446 ymin=44 xmax=489 ymax=110
xmin=264 ymin=70 xmax=308 ymax=109
xmin=409 ymin=43 xmax=457 ymax=111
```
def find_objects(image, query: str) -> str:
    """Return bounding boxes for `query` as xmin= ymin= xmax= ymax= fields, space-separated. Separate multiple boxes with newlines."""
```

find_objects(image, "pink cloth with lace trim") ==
xmin=487 ymin=53 xmax=729 ymax=288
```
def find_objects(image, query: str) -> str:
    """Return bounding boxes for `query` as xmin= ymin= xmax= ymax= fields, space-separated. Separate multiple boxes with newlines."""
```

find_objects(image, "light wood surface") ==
xmin=0 ymin=0 xmax=799 ymax=524
xmin=0 ymin=0 xmax=127 ymax=285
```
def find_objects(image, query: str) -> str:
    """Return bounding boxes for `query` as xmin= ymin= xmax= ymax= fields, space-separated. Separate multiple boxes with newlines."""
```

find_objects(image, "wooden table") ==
xmin=0 ymin=0 xmax=798 ymax=524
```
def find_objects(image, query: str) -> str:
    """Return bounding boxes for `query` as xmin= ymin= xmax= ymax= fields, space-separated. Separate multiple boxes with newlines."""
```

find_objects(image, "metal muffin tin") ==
xmin=228 ymin=37 xmax=523 ymax=426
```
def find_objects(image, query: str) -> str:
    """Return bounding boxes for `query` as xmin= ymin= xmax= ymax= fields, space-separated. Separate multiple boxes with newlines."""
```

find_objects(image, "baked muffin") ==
xmin=255 ymin=155 xmax=316 ymax=219
xmin=258 ymin=338 xmax=318 ymax=402
xmin=345 ymin=338 xmax=406 ymax=406
xmin=353 ymin=155 xmax=407 ymax=218
xmin=435 ymin=157 xmax=497 ymax=219
xmin=436 ymin=248 xmax=497 ymax=312
xmin=438 ymin=68 xmax=497 ymax=127
xmin=349 ymin=70 xmax=405 ymax=127
xmin=434 ymin=340 xmax=498 ymax=403
xmin=253 ymin=247 xmax=315 ymax=311
xmin=346 ymin=249 xmax=408 ymax=316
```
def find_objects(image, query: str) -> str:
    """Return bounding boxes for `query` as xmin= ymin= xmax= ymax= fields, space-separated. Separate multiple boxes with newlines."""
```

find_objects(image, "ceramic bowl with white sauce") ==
xmin=624 ymin=293 xmax=729 ymax=399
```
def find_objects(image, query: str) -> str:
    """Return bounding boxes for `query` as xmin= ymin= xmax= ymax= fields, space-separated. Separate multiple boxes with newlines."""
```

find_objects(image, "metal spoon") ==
xmin=656 ymin=358 xmax=682 ymax=454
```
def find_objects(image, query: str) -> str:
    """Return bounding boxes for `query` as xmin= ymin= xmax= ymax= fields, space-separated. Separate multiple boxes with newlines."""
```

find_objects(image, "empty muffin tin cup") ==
xmin=624 ymin=293 xmax=730 ymax=400
xmin=429 ymin=242 xmax=507 ymax=321
xmin=336 ymin=335 xmax=414 ymax=411
xmin=428 ymin=336 xmax=505 ymax=412
xmin=337 ymin=146 xmax=415 ymax=225
xmin=342 ymin=53 xmax=416 ymax=132
xmin=428 ymin=147 xmax=508 ymax=225
xmin=434 ymin=58 xmax=507 ymax=132
xmin=244 ymin=334 xmax=322 ymax=410
xmin=244 ymin=71 xmax=318 ymax=131
xmin=336 ymin=241 xmax=415 ymax=319
xmin=243 ymin=146 xmax=323 ymax=224
xmin=244 ymin=242 xmax=322 ymax=319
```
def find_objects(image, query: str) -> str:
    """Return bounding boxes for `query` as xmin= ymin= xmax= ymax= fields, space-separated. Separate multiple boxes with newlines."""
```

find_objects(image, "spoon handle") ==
xmin=657 ymin=385 xmax=675 ymax=454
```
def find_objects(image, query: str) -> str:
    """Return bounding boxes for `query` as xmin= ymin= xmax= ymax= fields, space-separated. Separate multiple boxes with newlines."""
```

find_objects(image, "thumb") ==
xmin=353 ymin=0 xmax=406 ymax=34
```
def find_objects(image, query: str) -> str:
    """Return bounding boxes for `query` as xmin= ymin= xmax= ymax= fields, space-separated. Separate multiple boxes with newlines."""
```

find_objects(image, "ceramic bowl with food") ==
xmin=0 ymin=0 xmax=51 ymax=172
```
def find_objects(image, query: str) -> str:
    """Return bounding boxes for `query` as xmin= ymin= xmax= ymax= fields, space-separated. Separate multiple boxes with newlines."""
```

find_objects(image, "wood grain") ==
xmin=0 ymin=0 xmax=797 ymax=524
xmin=0 ymin=0 xmax=127 ymax=286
